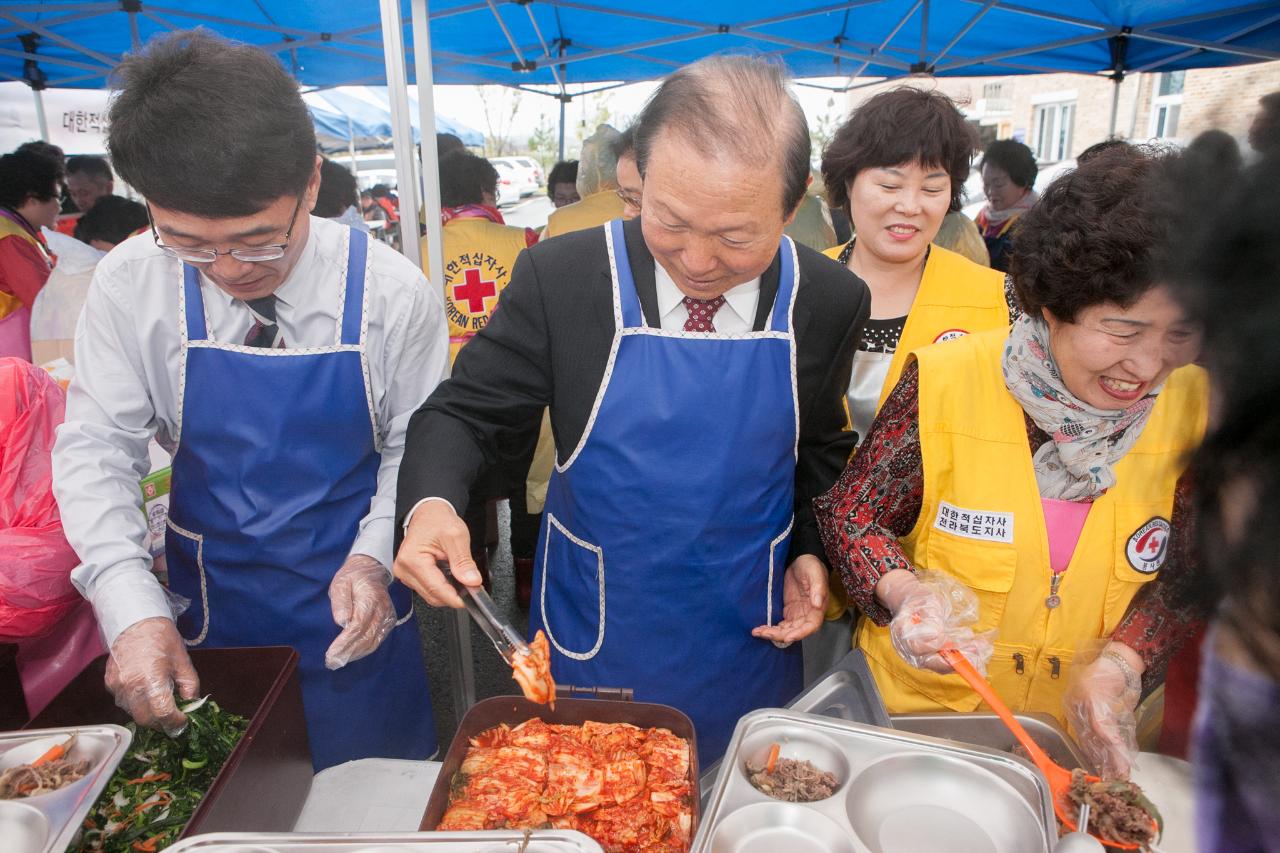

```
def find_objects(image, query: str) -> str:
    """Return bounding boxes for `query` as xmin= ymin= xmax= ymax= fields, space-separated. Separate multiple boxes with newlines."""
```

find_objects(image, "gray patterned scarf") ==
xmin=1001 ymin=314 xmax=1161 ymax=501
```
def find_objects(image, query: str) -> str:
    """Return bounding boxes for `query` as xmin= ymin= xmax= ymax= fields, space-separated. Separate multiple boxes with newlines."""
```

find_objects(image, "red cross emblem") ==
xmin=453 ymin=267 xmax=497 ymax=314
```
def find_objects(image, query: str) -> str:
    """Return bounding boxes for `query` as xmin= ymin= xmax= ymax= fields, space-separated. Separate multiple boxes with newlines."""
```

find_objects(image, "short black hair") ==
xmin=439 ymin=150 xmax=498 ymax=207
xmin=547 ymin=160 xmax=578 ymax=192
xmin=313 ymin=157 xmax=359 ymax=218
xmin=634 ymin=55 xmax=810 ymax=216
xmin=1010 ymin=145 xmax=1177 ymax=323
xmin=74 ymin=195 xmax=148 ymax=246
xmin=979 ymin=139 xmax=1037 ymax=189
xmin=66 ymin=155 xmax=113 ymax=181
xmin=108 ymin=29 xmax=316 ymax=217
xmin=15 ymin=140 xmax=65 ymax=172
xmin=822 ymin=87 xmax=978 ymax=215
xmin=0 ymin=150 xmax=61 ymax=210
xmin=437 ymin=133 xmax=466 ymax=158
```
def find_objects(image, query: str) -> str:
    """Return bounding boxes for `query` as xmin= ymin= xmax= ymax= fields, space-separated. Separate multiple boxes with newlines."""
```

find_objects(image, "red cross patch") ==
xmin=453 ymin=267 xmax=497 ymax=314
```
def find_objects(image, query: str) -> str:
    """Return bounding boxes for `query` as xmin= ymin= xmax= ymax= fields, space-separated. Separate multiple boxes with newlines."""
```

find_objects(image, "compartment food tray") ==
xmin=891 ymin=711 xmax=1095 ymax=775
xmin=164 ymin=830 xmax=605 ymax=852
xmin=0 ymin=724 xmax=132 ymax=853
xmin=693 ymin=708 xmax=1056 ymax=853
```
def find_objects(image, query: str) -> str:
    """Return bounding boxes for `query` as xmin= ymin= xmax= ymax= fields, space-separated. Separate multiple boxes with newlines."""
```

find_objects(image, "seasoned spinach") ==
xmin=74 ymin=696 xmax=248 ymax=853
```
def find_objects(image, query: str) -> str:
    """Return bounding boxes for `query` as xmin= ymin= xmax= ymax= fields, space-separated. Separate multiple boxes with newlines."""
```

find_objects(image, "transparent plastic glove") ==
xmin=105 ymin=616 xmax=200 ymax=736
xmin=1065 ymin=648 xmax=1140 ymax=780
xmin=882 ymin=570 xmax=995 ymax=675
xmin=325 ymin=554 xmax=397 ymax=671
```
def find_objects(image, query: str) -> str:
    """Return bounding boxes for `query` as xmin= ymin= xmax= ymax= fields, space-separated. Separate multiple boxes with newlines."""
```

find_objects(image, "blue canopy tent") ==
xmin=4 ymin=0 xmax=1278 ymax=716
xmin=308 ymin=86 xmax=484 ymax=150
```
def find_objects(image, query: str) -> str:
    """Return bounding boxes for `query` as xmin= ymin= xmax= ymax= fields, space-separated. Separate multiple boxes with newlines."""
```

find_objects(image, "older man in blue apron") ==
xmin=395 ymin=56 xmax=870 ymax=765
xmin=52 ymin=31 xmax=444 ymax=770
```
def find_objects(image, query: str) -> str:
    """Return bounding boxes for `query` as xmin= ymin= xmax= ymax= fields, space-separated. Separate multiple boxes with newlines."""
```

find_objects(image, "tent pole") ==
xmin=1108 ymin=76 xmax=1120 ymax=137
xmin=412 ymin=0 xmax=445 ymax=309
xmin=346 ymin=115 xmax=358 ymax=173
xmin=558 ymin=96 xmax=566 ymax=161
xmin=31 ymin=86 xmax=49 ymax=140
xmin=378 ymin=0 xmax=422 ymax=268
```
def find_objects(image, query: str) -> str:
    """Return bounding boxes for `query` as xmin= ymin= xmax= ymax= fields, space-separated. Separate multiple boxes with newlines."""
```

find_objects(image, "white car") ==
xmin=490 ymin=156 xmax=541 ymax=197
xmin=492 ymin=161 xmax=522 ymax=206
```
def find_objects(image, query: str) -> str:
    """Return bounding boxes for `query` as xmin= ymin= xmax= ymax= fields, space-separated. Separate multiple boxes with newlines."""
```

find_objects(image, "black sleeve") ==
xmin=396 ymin=247 xmax=554 ymax=526
xmin=788 ymin=259 xmax=869 ymax=565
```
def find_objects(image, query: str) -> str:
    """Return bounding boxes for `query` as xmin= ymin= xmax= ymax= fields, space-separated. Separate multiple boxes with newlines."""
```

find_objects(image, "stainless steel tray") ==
xmin=699 ymin=650 xmax=889 ymax=800
xmin=163 ymin=831 xmax=605 ymax=852
xmin=0 ymin=724 xmax=133 ymax=853
xmin=891 ymin=712 xmax=1096 ymax=775
xmin=692 ymin=709 xmax=1056 ymax=853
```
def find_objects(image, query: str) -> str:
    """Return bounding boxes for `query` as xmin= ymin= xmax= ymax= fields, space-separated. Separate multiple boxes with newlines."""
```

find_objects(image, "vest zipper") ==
xmin=1013 ymin=652 xmax=1025 ymax=675
xmin=1048 ymin=656 xmax=1061 ymax=679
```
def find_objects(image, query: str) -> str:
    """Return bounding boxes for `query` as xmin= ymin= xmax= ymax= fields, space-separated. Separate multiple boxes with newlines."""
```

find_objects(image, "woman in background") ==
xmin=0 ymin=150 xmax=62 ymax=360
xmin=975 ymin=139 xmax=1037 ymax=272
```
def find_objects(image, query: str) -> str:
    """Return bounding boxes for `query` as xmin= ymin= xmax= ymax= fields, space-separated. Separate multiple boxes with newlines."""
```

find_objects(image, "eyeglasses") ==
xmin=148 ymin=195 xmax=305 ymax=264
xmin=616 ymin=188 xmax=642 ymax=210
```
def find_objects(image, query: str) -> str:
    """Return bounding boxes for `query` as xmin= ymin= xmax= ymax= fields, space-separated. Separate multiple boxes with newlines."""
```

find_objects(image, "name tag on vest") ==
xmin=933 ymin=501 xmax=1014 ymax=543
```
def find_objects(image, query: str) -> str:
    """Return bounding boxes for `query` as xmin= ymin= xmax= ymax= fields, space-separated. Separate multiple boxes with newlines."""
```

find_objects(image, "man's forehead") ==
xmin=150 ymin=197 xmax=295 ymax=241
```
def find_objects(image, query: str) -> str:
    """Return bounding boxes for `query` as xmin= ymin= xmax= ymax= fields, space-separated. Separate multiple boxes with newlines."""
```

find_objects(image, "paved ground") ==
xmin=413 ymin=500 xmax=529 ymax=752
xmin=501 ymin=195 xmax=553 ymax=230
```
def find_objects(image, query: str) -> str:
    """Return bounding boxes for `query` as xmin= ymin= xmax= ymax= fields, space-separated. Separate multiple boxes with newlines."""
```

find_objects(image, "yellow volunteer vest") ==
xmin=858 ymin=328 xmax=1208 ymax=724
xmin=543 ymin=190 xmax=626 ymax=239
xmin=423 ymin=217 xmax=530 ymax=364
xmin=822 ymin=242 xmax=1008 ymax=410
xmin=0 ymin=216 xmax=51 ymax=320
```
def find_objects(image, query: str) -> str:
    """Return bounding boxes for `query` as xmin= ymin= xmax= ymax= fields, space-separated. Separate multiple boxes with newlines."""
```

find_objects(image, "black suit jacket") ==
xmin=398 ymin=217 xmax=870 ymax=563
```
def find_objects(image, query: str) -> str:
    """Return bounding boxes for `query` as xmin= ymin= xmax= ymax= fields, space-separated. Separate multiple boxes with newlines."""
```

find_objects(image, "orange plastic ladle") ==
xmin=937 ymin=647 xmax=1150 ymax=850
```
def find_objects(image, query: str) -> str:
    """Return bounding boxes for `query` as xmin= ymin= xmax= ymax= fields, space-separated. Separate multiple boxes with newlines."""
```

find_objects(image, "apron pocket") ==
xmin=164 ymin=520 xmax=210 ymax=646
xmin=540 ymin=513 xmax=605 ymax=660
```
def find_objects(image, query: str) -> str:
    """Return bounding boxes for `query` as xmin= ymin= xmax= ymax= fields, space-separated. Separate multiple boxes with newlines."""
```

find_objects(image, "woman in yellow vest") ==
xmin=424 ymin=150 xmax=538 ymax=590
xmin=815 ymin=147 xmax=1208 ymax=779
xmin=0 ymin=150 xmax=62 ymax=361
xmin=820 ymin=88 xmax=1010 ymax=446
xmin=428 ymin=150 xmax=537 ymax=364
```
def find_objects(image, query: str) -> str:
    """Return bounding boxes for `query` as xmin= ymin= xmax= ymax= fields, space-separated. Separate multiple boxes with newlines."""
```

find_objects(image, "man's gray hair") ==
xmin=633 ymin=54 xmax=810 ymax=217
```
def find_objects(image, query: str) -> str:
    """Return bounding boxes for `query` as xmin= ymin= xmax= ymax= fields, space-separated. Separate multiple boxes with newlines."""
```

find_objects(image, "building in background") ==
xmin=842 ymin=59 xmax=1280 ymax=164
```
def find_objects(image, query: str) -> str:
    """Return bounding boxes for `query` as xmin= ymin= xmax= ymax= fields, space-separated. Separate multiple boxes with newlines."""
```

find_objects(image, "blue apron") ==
xmin=164 ymin=228 xmax=436 ymax=770
xmin=530 ymin=219 xmax=803 ymax=766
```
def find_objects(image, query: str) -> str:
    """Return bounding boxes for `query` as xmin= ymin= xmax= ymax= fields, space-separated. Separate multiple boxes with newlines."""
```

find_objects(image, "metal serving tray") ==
xmin=0 ymin=724 xmax=132 ymax=853
xmin=164 ymin=830 xmax=605 ymax=853
xmin=891 ymin=712 xmax=1096 ymax=776
xmin=422 ymin=695 xmax=699 ymax=847
xmin=693 ymin=709 xmax=1056 ymax=853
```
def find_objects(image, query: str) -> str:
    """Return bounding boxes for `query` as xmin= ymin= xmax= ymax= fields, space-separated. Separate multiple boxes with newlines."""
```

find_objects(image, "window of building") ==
xmin=1149 ymin=71 xmax=1185 ymax=139
xmin=1032 ymin=101 xmax=1075 ymax=162
xmin=983 ymin=82 xmax=1007 ymax=100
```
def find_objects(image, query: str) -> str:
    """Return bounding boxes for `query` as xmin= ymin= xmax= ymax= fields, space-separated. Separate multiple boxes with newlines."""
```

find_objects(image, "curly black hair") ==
xmin=822 ymin=87 xmax=977 ymax=216
xmin=979 ymin=139 xmax=1037 ymax=189
xmin=1009 ymin=145 xmax=1178 ymax=323
xmin=439 ymin=150 xmax=499 ymax=207
xmin=0 ymin=150 xmax=61 ymax=210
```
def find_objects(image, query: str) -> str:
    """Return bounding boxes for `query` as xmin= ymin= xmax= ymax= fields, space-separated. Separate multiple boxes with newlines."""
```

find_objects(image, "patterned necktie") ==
xmin=682 ymin=295 xmax=726 ymax=333
xmin=243 ymin=295 xmax=284 ymax=349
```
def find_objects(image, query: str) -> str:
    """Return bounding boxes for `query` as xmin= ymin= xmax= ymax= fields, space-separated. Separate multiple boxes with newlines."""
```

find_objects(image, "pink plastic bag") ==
xmin=0 ymin=357 xmax=83 ymax=641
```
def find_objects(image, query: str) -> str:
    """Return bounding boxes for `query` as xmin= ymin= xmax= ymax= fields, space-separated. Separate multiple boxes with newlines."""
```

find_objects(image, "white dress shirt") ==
xmin=53 ymin=216 xmax=449 ymax=647
xmin=653 ymin=263 xmax=761 ymax=333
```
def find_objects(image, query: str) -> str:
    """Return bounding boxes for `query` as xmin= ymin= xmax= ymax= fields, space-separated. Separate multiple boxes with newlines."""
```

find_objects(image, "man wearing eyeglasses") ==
xmin=50 ymin=31 xmax=447 ymax=770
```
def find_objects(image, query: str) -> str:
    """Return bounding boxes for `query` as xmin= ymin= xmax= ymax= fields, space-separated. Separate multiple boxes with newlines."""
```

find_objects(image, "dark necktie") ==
xmin=682 ymin=295 xmax=726 ymax=333
xmin=243 ymin=295 xmax=284 ymax=349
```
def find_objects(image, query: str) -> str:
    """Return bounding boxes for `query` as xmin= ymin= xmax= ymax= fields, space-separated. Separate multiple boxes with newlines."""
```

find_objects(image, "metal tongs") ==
xmin=441 ymin=561 xmax=531 ymax=665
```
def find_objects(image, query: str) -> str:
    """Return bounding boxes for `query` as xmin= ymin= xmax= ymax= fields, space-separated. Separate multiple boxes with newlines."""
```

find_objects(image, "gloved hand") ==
xmin=1065 ymin=645 xmax=1141 ymax=779
xmin=878 ymin=569 xmax=995 ymax=675
xmin=105 ymin=616 xmax=200 ymax=736
xmin=325 ymin=554 xmax=397 ymax=670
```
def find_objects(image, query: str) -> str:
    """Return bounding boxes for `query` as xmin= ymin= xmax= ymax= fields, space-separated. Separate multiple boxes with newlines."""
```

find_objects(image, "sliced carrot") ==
xmin=132 ymin=837 xmax=161 ymax=853
xmin=125 ymin=772 xmax=171 ymax=784
xmin=31 ymin=742 xmax=66 ymax=766
xmin=764 ymin=743 xmax=781 ymax=774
